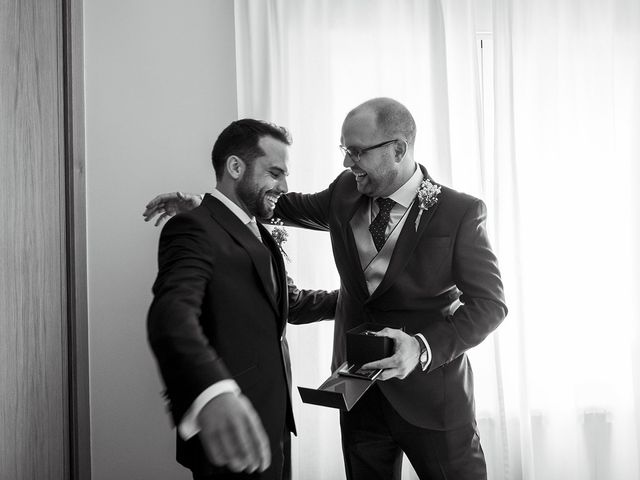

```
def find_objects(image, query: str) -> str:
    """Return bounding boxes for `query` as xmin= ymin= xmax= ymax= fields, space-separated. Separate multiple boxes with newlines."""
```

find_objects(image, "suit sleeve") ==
xmin=286 ymin=276 xmax=338 ymax=325
xmin=273 ymin=179 xmax=337 ymax=231
xmin=147 ymin=214 xmax=231 ymax=424
xmin=423 ymin=199 xmax=507 ymax=371
xmin=274 ymin=178 xmax=340 ymax=320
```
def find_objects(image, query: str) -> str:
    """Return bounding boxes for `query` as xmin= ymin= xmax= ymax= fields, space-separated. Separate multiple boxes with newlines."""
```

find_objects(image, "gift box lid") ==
xmin=297 ymin=362 xmax=376 ymax=411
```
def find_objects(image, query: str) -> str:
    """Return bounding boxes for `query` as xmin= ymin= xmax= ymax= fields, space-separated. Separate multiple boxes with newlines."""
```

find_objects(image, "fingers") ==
xmin=143 ymin=192 xmax=202 ymax=225
xmin=373 ymin=327 xmax=401 ymax=339
xmin=220 ymin=395 xmax=269 ymax=473
xmin=142 ymin=204 xmax=163 ymax=222
xmin=210 ymin=427 xmax=261 ymax=473
xmin=361 ymin=356 xmax=395 ymax=371
xmin=146 ymin=193 xmax=180 ymax=207
xmin=215 ymin=415 xmax=259 ymax=473
xmin=144 ymin=195 xmax=162 ymax=210
xmin=206 ymin=429 xmax=230 ymax=469
xmin=362 ymin=358 xmax=411 ymax=381
xmin=239 ymin=395 xmax=271 ymax=472
xmin=361 ymin=329 xmax=419 ymax=380
xmin=142 ymin=193 xmax=178 ymax=222
xmin=199 ymin=393 xmax=271 ymax=474
xmin=142 ymin=205 xmax=172 ymax=226
xmin=376 ymin=368 xmax=401 ymax=381
xmin=154 ymin=212 xmax=170 ymax=227
xmin=360 ymin=327 xmax=402 ymax=371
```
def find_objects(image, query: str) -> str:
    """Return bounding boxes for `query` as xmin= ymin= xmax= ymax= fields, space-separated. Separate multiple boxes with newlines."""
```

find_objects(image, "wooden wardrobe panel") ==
xmin=0 ymin=0 xmax=69 ymax=478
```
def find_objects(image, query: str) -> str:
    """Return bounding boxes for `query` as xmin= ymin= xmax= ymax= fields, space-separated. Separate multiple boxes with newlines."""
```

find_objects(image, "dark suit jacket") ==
xmin=147 ymin=194 xmax=337 ymax=474
xmin=275 ymin=164 xmax=507 ymax=430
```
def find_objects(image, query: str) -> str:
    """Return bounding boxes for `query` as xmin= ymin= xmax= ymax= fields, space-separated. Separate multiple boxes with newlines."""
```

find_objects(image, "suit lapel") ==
xmin=367 ymin=165 xmax=441 ymax=302
xmin=335 ymin=192 xmax=370 ymax=301
xmin=258 ymin=222 xmax=289 ymax=328
xmin=202 ymin=195 xmax=280 ymax=315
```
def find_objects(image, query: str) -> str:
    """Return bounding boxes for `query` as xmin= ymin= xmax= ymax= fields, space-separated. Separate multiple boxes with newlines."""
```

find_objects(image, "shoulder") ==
xmin=425 ymin=184 xmax=488 ymax=229
xmin=419 ymin=164 xmax=482 ymax=211
xmin=331 ymin=169 xmax=357 ymax=193
xmin=163 ymin=205 xmax=209 ymax=232
xmin=438 ymin=185 xmax=484 ymax=211
xmin=158 ymin=204 xmax=222 ymax=248
xmin=440 ymin=185 xmax=481 ymax=203
xmin=325 ymin=170 xmax=363 ymax=208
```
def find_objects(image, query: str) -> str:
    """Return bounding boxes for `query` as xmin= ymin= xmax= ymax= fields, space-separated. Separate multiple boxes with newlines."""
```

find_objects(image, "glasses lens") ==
xmin=339 ymin=145 xmax=359 ymax=161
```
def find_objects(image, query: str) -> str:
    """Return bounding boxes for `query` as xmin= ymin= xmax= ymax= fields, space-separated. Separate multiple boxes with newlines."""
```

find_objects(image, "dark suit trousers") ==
xmin=339 ymin=386 xmax=486 ymax=480
xmin=192 ymin=431 xmax=290 ymax=480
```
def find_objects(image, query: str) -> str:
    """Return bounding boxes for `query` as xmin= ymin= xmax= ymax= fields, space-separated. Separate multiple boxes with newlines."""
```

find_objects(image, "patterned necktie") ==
xmin=369 ymin=197 xmax=396 ymax=252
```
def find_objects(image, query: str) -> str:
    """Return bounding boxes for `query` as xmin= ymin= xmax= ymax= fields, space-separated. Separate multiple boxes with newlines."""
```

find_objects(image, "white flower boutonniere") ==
xmin=269 ymin=218 xmax=290 ymax=261
xmin=414 ymin=179 xmax=441 ymax=231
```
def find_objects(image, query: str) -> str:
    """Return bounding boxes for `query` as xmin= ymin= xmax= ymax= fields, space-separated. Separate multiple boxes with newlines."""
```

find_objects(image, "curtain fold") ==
xmin=491 ymin=0 xmax=535 ymax=477
xmin=493 ymin=1 xmax=640 ymax=478
xmin=233 ymin=1 xmax=640 ymax=478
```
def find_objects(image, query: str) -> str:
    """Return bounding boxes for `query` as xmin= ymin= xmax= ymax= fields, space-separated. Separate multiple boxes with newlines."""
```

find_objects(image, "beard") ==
xmin=358 ymin=168 xmax=398 ymax=198
xmin=237 ymin=175 xmax=275 ymax=220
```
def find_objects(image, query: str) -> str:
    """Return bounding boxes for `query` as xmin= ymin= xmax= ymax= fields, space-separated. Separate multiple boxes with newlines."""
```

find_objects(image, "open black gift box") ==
xmin=297 ymin=323 xmax=396 ymax=411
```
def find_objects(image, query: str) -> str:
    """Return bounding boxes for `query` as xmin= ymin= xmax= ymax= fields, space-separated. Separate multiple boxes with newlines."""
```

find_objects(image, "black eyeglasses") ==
xmin=338 ymin=139 xmax=399 ymax=162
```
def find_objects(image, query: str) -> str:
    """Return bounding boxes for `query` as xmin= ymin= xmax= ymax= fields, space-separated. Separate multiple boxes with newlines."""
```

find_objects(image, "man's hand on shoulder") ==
xmin=197 ymin=392 xmax=271 ymax=474
xmin=143 ymin=192 xmax=203 ymax=226
xmin=361 ymin=328 xmax=421 ymax=381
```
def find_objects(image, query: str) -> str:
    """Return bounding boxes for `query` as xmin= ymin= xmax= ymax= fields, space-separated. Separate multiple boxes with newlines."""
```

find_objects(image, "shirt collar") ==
xmin=211 ymin=188 xmax=255 ymax=226
xmin=385 ymin=165 xmax=424 ymax=209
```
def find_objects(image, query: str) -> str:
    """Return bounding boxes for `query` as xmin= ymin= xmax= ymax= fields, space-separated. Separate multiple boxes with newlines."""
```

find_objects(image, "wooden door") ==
xmin=0 ymin=0 xmax=88 ymax=478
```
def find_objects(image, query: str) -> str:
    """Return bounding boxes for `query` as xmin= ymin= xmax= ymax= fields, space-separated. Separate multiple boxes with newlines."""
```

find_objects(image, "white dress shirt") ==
xmin=369 ymin=166 xmax=433 ymax=370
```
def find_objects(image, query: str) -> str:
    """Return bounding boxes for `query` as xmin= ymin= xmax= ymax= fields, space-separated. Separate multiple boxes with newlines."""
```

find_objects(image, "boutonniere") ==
xmin=269 ymin=218 xmax=290 ymax=262
xmin=414 ymin=179 xmax=441 ymax=231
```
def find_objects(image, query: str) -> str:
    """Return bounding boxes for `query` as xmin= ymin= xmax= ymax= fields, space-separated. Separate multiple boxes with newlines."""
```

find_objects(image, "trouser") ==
xmin=340 ymin=385 xmax=486 ymax=480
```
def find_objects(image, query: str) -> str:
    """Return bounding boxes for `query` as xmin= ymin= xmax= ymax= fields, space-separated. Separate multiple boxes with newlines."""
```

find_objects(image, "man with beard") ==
xmin=147 ymin=119 xmax=337 ymax=480
xmin=145 ymin=98 xmax=507 ymax=479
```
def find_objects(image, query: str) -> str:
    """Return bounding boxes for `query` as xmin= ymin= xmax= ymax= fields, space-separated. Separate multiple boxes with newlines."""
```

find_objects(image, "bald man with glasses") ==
xmin=144 ymin=98 xmax=507 ymax=479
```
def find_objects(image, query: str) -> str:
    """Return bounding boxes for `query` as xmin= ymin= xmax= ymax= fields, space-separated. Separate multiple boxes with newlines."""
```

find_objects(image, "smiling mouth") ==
xmin=265 ymin=193 xmax=280 ymax=208
xmin=352 ymin=170 xmax=367 ymax=181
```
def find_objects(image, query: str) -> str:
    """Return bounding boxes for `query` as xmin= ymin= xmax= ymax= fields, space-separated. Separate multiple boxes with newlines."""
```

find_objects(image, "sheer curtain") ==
xmin=489 ymin=1 xmax=640 ymax=478
xmin=233 ymin=0 xmax=640 ymax=478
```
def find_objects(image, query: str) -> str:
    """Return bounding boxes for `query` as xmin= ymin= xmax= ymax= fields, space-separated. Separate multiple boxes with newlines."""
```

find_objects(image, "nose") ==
xmin=343 ymin=153 xmax=355 ymax=168
xmin=277 ymin=176 xmax=288 ymax=194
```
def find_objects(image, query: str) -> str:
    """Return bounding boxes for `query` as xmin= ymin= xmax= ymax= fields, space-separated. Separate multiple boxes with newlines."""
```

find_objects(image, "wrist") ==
xmin=413 ymin=334 xmax=429 ymax=372
xmin=413 ymin=336 xmax=421 ymax=367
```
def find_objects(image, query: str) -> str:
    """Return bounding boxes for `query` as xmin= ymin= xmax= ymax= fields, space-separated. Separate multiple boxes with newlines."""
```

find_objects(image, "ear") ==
xmin=226 ymin=155 xmax=245 ymax=180
xmin=393 ymin=139 xmax=408 ymax=163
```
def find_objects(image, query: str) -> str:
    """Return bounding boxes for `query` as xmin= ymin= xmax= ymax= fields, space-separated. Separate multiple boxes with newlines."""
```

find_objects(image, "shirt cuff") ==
xmin=177 ymin=379 xmax=241 ymax=440
xmin=415 ymin=333 xmax=432 ymax=370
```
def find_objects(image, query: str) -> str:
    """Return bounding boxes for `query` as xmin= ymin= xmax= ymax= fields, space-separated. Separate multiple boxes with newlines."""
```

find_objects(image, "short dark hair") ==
xmin=211 ymin=119 xmax=292 ymax=180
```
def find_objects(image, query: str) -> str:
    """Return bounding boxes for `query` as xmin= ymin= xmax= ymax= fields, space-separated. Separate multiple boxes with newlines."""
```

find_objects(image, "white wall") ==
xmin=84 ymin=1 xmax=237 ymax=478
